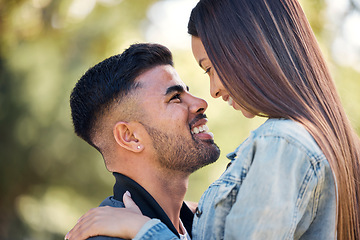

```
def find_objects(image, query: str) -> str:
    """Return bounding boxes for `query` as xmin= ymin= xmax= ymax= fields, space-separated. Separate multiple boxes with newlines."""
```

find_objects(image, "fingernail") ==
xmin=125 ymin=190 xmax=131 ymax=198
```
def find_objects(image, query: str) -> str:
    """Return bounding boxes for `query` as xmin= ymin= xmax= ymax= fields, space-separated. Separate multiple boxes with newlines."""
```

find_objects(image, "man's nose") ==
xmin=188 ymin=94 xmax=208 ymax=114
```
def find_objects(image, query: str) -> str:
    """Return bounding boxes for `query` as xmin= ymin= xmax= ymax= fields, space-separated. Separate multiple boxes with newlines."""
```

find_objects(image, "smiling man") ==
xmin=69 ymin=43 xmax=220 ymax=240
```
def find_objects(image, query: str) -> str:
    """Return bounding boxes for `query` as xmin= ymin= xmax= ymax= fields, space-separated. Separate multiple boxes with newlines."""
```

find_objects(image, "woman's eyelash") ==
xmin=204 ymin=68 xmax=211 ymax=74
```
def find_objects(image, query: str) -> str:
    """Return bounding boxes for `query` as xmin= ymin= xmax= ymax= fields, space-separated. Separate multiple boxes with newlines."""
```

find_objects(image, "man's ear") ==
xmin=113 ymin=121 xmax=144 ymax=152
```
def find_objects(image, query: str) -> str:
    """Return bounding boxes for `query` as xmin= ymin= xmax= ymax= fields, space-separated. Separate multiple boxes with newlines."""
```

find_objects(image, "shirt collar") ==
xmin=112 ymin=172 xmax=193 ymax=238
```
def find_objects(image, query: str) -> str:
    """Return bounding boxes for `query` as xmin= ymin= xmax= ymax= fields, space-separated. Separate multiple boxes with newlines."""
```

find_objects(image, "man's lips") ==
xmin=190 ymin=117 xmax=208 ymax=129
xmin=189 ymin=116 xmax=214 ymax=139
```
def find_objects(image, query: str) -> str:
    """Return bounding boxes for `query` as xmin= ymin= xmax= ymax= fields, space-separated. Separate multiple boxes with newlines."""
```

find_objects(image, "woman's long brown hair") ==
xmin=189 ymin=0 xmax=360 ymax=238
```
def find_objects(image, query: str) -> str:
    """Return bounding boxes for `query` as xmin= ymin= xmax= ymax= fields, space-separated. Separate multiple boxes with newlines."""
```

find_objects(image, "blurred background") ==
xmin=0 ymin=0 xmax=359 ymax=239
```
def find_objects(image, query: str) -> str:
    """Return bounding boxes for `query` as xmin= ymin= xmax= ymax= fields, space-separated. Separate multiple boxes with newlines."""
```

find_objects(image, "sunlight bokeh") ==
xmin=1 ymin=0 xmax=360 ymax=239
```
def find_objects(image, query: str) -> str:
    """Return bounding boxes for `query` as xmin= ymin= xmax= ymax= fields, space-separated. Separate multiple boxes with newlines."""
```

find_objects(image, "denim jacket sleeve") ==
xmin=223 ymin=131 xmax=331 ymax=239
xmin=133 ymin=219 xmax=179 ymax=240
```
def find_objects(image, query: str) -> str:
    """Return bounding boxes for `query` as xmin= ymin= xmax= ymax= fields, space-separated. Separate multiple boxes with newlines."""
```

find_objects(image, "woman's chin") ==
xmin=232 ymin=103 xmax=256 ymax=118
xmin=242 ymin=111 xmax=256 ymax=119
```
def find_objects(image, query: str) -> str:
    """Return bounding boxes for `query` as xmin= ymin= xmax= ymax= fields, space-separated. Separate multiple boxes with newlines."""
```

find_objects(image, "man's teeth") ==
xmin=191 ymin=124 xmax=209 ymax=134
xmin=228 ymin=96 xmax=234 ymax=106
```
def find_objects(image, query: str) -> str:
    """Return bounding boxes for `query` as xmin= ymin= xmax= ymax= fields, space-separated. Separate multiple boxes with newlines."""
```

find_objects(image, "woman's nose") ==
xmin=210 ymin=78 xmax=221 ymax=98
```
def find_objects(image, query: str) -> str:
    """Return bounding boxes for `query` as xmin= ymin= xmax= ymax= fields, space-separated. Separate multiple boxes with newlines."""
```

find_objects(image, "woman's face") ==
xmin=191 ymin=36 xmax=255 ymax=118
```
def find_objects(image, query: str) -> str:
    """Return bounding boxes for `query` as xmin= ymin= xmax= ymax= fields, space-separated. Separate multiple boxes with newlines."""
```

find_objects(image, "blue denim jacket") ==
xmin=134 ymin=119 xmax=337 ymax=240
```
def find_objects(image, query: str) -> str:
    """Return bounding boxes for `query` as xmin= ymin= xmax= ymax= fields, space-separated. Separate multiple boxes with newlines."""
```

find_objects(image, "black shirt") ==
xmin=112 ymin=172 xmax=194 ymax=238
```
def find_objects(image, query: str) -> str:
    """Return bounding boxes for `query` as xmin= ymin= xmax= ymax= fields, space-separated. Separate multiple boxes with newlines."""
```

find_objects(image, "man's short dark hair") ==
xmin=70 ymin=43 xmax=174 ymax=147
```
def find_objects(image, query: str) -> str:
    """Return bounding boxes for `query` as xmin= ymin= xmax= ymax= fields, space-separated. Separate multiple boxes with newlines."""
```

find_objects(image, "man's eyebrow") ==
xmin=165 ymin=85 xmax=190 ymax=95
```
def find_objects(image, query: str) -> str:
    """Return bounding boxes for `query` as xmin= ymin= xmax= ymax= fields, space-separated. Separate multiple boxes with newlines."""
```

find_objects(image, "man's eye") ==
xmin=170 ymin=94 xmax=181 ymax=101
xmin=204 ymin=67 xmax=211 ymax=74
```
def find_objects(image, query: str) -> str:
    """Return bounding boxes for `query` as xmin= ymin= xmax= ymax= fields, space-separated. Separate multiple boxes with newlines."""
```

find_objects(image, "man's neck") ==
xmin=130 ymin=169 xmax=189 ymax=233
xmin=112 ymin=154 xmax=191 ymax=234
xmin=145 ymin=172 xmax=188 ymax=232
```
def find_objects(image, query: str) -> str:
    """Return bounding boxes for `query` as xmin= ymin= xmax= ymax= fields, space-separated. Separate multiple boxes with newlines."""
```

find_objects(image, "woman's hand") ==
xmin=65 ymin=191 xmax=150 ymax=240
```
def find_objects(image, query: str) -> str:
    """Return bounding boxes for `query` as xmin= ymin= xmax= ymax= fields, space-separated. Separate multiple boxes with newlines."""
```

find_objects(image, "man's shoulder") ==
xmin=86 ymin=197 xmax=125 ymax=240
xmin=99 ymin=196 xmax=125 ymax=208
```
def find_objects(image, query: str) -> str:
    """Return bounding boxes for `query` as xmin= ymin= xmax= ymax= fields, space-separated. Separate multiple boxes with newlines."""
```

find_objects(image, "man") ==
xmin=69 ymin=43 xmax=220 ymax=239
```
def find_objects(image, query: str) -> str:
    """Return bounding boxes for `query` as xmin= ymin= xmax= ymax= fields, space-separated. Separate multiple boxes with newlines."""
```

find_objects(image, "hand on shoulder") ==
xmin=65 ymin=191 xmax=150 ymax=240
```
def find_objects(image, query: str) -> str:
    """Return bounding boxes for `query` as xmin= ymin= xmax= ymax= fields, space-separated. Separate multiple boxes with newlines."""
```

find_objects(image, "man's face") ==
xmin=135 ymin=65 xmax=220 ymax=173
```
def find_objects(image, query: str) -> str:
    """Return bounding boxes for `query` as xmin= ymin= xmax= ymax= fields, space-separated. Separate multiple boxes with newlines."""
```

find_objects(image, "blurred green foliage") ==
xmin=0 ymin=0 xmax=359 ymax=239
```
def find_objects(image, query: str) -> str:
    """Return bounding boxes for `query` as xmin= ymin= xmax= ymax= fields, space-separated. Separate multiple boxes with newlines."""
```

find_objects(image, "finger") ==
xmin=66 ymin=220 xmax=87 ymax=240
xmin=67 ymin=216 xmax=99 ymax=240
xmin=74 ymin=207 xmax=97 ymax=225
xmin=123 ymin=191 xmax=142 ymax=214
xmin=66 ymin=216 xmax=87 ymax=239
xmin=66 ymin=209 xmax=102 ymax=240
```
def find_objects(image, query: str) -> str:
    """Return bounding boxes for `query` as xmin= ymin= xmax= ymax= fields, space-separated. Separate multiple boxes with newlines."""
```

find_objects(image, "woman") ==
xmin=66 ymin=0 xmax=360 ymax=239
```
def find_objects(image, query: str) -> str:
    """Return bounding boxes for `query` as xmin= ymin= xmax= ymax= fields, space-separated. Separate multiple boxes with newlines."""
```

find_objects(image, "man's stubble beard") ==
xmin=143 ymin=124 xmax=220 ymax=173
